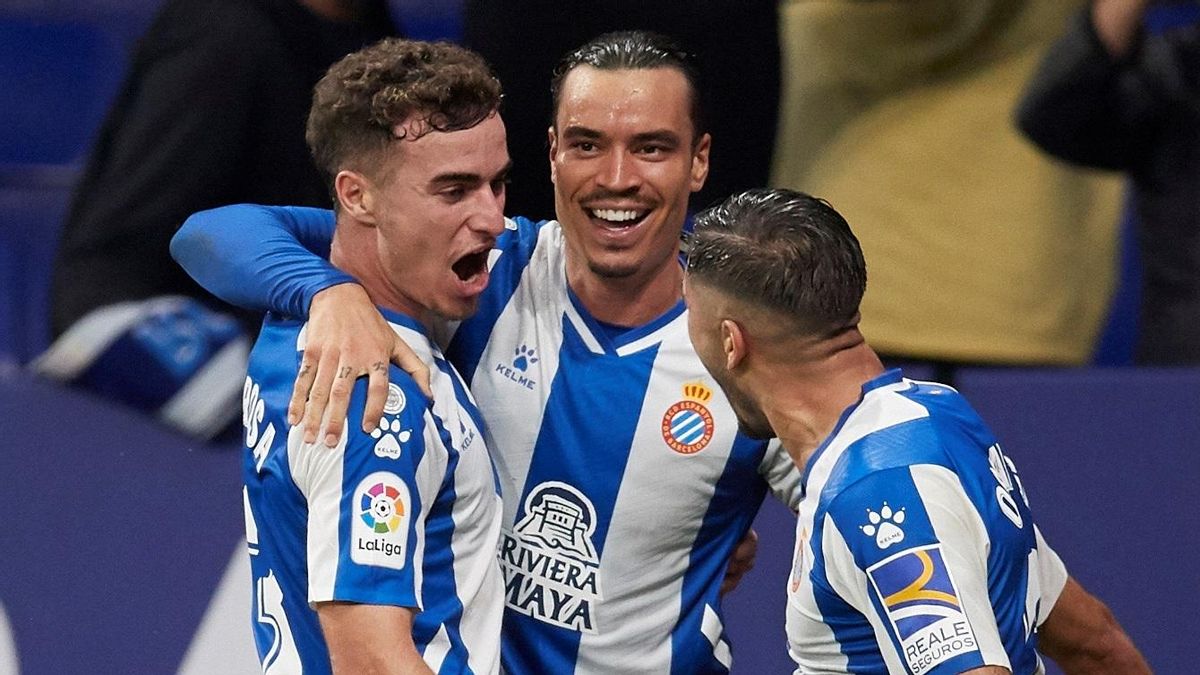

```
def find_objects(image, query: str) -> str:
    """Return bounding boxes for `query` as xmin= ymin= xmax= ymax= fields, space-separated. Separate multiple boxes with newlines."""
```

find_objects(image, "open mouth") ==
xmin=588 ymin=207 xmax=650 ymax=229
xmin=452 ymin=248 xmax=490 ymax=282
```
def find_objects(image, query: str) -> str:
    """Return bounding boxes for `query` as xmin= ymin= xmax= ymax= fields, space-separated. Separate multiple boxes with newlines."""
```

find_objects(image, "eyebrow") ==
xmin=560 ymin=125 xmax=603 ymax=141
xmin=560 ymin=125 xmax=682 ymax=146
xmin=631 ymin=130 xmax=681 ymax=146
xmin=429 ymin=161 xmax=513 ymax=187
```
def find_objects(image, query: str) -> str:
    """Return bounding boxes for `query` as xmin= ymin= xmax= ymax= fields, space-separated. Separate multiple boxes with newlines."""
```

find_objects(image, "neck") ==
xmin=330 ymin=218 xmax=430 ymax=328
xmin=753 ymin=336 xmax=885 ymax=470
xmin=565 ymin=253 xmax=684 ymax=327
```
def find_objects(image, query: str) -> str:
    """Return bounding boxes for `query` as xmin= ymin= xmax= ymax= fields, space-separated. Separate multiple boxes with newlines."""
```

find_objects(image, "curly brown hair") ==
xmin=306 ymin=38 xmax=502 ymax=193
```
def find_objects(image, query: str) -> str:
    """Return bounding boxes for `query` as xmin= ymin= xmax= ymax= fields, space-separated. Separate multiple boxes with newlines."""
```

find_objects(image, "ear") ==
xmin=689 ymin=132 xmax=712 ymax=193
xmin=720 ymin=318 xmax=747 ymax=371
xmin=334 ymin=170 xmax=377 ymax=226
xmin=547 ymin=126 xmax=559 ymax=185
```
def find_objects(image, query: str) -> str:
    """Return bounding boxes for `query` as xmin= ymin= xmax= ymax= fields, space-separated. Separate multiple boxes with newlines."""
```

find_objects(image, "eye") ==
xmin=572 ymin=141 xmax=597 ymax=153
xmin=440 ymin=185 xmax=467 ymax=202
xmin=490 ymin=176 xmax=509 ymax=196
xmin=638 ymin=143 xmax=673 ymax=158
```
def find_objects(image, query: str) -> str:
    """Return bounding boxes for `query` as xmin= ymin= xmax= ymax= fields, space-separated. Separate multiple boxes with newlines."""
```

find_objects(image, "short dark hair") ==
xmin=687 ymin=188 xmax=867 ymax=335
xmin=306 ymin=38 xmax=502 ymax=191
xmin=549 ymin=30 xmax=706 ymax=140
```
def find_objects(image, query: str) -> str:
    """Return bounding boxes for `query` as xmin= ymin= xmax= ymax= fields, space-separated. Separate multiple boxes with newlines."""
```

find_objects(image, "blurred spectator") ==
xmin=463 ymin=0 xmax=779 ymax=216
xmin=38 ymin=0 xmax=398 ymax=437
xmin=50 ymin=0 xmax=398 ymax=336
xmin=772 ymin=0 xmax=1123 ymax=368
xmin=1017 ymin=0 xmax=1200 ymax=365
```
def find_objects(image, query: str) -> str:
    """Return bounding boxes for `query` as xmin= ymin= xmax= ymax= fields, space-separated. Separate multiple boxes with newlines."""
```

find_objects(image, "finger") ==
xmin=362 ymin=360 xmax=390 ymax=433
xmin=302 ymin=352 xmax=339 ymax=444
xmin=289 ymin=354 xmax=319 ymax=426
xmin=391 ymin=338 xmax=432 ymax=399
xmin=323 ymin=362 xmax=357 ymax=447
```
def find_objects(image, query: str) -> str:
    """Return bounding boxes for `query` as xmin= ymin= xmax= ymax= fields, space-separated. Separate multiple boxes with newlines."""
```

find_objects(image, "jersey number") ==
xmin=987 ymin=444 xmax=1029 ymax=529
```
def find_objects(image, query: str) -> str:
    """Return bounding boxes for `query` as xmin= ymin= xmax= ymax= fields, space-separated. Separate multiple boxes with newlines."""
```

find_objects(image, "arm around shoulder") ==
xmin=171 ymin=204 xmax=348 ymax=316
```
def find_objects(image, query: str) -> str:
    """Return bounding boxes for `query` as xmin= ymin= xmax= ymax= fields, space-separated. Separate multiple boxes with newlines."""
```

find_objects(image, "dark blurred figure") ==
xmin=1018 ymin=0 xmax=1200 ymax=365
xmin=39 ymin=0 xmax=398 ymax=438
xmin=463 ymin=0 xmax=779 ymax=216
xmin=50 ymin=0 xmax=399 ymax=336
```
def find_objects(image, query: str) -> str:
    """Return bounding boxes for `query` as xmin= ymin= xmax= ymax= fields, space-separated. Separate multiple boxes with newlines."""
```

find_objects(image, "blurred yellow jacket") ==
xmin=773 ymin=0 xmax=1122 ymax=364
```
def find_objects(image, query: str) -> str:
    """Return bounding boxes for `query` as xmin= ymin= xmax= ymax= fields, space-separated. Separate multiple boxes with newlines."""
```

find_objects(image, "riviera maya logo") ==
xmin=361 ymin=481 xmax=406 ymax=533
xmin=861 ymin=502 xmax=906 ymax=549
xmin=500 ymin=482 xmax=603 ymax=632
xmin=513 ymin=482 xmax=598 ymax=563
xmin=661 ymin=382 xmax=715 ymax=454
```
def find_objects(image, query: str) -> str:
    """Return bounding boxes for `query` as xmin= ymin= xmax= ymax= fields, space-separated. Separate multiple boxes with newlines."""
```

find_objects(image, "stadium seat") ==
xmin=0 ymin=184 xmax=72 ymax=366
xmin=0 ymin=17 xmax=125 ymax=166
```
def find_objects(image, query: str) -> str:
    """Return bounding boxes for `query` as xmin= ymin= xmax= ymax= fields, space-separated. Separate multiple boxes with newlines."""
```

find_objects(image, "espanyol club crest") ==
xmin=660 ymin=382 xmax=715 ymax=454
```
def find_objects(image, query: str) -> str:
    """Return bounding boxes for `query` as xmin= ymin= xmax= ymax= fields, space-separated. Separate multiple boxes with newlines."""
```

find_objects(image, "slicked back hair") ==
xmin=306 ymin=38 xmax=502 ymax=198
xmin=687 ymin=188 xmax=867 ymax=336
xmin=549 ymin=30 xmax=706 ymax=141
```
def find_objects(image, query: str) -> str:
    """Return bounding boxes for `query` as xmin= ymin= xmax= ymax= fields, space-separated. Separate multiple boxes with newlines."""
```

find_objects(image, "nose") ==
xmin=596 ymin=148 xmax=641 ymax=193
xmin=469 ymin=183 xmax=506 ymax=237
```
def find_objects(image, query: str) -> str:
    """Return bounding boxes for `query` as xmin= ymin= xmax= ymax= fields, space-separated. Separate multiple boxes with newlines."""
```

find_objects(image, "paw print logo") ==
xmin=860 ymin=502 xmax=906 ymax=549
xmin=513 ymin=344 xmax=539 ymax=372
xmin=370 ymin=417 xmax=411 ymax=460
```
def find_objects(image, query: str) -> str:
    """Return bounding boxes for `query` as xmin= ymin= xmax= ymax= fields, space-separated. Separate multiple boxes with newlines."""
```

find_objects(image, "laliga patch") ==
xmin=866 ymin=545 xmax=978 ymax=674
xmin=351 ymin=471 xmax=411 ymax=569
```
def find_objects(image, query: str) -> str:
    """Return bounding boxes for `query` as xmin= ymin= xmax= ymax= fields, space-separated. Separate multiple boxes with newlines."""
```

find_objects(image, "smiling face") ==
xmin=363 ymin=112 xmax=510 ymax=323
xmin=549 ymin=66 xmax=710 ymax=287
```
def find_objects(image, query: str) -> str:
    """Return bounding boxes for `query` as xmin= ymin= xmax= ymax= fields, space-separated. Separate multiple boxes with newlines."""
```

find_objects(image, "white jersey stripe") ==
xmin=913 ymin=464 xmax=1011 ymax=670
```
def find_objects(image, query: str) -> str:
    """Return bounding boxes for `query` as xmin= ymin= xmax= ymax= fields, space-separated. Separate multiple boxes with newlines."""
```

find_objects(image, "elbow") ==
xmin=169 ymin=212 xmax=202 ymax=267
xmin=1042 ymin=601 xmax=1150 ymax=675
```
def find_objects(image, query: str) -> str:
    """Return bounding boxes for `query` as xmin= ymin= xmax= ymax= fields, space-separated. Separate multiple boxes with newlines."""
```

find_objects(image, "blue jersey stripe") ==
xmin=413 ymin=407 xmax=471 ymax=673
xmin=670 ymin=432 xmax=769 ymax=675
xmin=501 ymin=316 xmax=659 ymax=671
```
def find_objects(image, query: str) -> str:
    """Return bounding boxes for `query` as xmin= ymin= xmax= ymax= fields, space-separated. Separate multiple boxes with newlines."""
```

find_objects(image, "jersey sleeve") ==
xmin=1033 ymin=525 xmax=1068 ymax=624
xmin=170 ymin=204 xmax=351 ymax=317
xmin=821 ymin=465 xmax=1009 ymax=675
xmin=759 ymin=439 xmax=802 ymax=510
xmin=288 ymin=370 xmax=443 ymax=609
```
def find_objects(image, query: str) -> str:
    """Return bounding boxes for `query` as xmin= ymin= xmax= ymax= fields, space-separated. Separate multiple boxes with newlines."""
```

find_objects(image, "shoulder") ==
xmin=495 ymin=216 xmax=555 ymax=257
xmin=830 ymin=383 xmax=993 ymax=488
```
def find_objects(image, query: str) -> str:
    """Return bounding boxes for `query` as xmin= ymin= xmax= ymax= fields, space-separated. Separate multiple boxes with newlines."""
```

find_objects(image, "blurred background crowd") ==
xmin=5 ymin=1 xmax=1199 ymax=422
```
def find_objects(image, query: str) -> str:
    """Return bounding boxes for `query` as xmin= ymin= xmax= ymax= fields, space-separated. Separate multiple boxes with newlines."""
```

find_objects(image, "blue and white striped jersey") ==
xmin=444 ymin=217 xmax=802 ymax=674
xmin=172 ymin=206 xmax=802 ymax=673
xmin=241 ymin=308 xmax=504 ymax=674
xmin=787 ymin=370 xmax=1067 ymax=675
